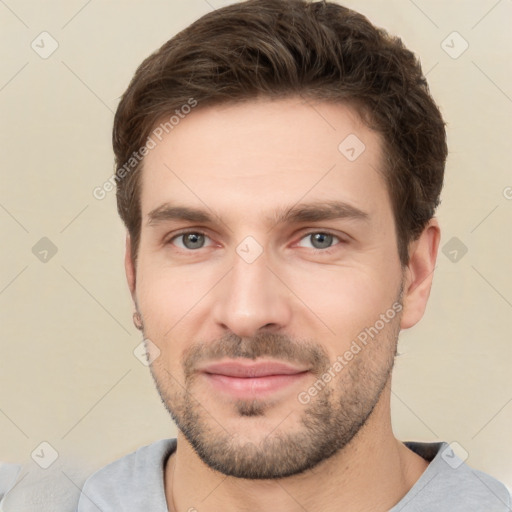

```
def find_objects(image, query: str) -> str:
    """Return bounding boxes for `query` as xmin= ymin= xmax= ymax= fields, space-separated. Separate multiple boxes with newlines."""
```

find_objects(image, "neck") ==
xmin=164 ymin=387 xmax=429 ymax=512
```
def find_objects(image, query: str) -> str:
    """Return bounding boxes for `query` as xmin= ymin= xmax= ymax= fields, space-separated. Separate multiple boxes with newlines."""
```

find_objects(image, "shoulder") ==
xmin=0 ymin=463 xmax=22 ymax=508
xmin=1 ymin=459 xmax=88 ymax=511
xmin=77 ymin=438 xmax=176 ymax=512
xmin=396 ymin=441 xmax=511 ymax=511
xmin=83 ymin=438 xmax=176 ymax=483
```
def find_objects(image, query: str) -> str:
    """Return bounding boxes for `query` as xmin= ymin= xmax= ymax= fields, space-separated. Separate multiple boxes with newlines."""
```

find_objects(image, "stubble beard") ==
xmin=146 ymin=300 xmax=401 ymax=479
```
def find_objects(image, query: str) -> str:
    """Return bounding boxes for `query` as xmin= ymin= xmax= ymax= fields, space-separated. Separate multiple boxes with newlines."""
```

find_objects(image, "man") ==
xmin=78 ymin=0 xmax=510 ymax=510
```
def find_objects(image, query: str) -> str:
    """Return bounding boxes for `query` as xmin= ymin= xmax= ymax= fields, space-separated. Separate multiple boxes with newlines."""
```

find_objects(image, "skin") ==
xmin=125 ymin=97 xmax=440 ymax=511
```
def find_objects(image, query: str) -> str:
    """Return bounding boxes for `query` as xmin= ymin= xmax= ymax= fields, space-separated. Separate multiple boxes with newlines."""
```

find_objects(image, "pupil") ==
xmin=184 ymin=233 xmax=203 ymax=249
xmin=312 ymin=233 xmax=332 ymax=249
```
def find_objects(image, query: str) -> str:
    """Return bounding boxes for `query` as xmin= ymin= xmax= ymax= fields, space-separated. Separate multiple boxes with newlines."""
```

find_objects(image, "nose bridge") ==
xmin=212 ymin=242 xmax=291 ymax=336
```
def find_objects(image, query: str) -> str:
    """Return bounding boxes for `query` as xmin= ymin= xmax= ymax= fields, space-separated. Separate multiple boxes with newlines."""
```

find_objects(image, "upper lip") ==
xmin=199 ymin=360 xmax=309 ymax=378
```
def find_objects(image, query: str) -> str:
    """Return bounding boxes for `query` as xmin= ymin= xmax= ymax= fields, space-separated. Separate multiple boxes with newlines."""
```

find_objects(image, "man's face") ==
xmin=130 ymin=97 xmax=405 ymax=478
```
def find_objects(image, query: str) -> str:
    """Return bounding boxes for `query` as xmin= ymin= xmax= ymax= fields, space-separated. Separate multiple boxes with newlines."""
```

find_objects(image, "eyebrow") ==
xmin=147 ymin=200 xmax=370 ymax=228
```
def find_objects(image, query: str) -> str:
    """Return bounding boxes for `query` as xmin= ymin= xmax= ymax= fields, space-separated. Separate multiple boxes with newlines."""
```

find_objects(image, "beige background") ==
xmin=1 ymin=0 xmax=511 ymax=499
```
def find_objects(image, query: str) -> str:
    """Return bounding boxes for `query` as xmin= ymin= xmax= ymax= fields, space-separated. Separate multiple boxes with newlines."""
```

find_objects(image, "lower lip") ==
xmin=203 ymin=372 xmax=309 ymax=398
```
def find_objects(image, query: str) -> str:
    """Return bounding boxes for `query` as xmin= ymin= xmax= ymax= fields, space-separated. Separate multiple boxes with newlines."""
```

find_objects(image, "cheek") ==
xmin=134 ymin=260 xmax=217 ymax=366
xmin=135 ymin=257 xmax=202 ymax=323
xmin=287 ymin=264 xmax=401 ymax=346
xmin=134 ymin=269 xmax=183 ymax=361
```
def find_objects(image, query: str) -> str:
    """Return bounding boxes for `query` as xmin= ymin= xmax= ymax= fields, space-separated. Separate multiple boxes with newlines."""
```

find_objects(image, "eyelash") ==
xmin=166 ymin=230 xmax=344 ymax=254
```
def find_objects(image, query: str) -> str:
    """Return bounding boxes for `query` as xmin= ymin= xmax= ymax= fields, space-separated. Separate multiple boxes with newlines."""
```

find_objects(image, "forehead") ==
xmin=140 ymin=97 xmax=390 ymax=225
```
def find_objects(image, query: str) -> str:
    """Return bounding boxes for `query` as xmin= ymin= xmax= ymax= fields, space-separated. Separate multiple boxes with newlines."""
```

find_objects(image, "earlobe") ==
xmin=400 ymin=219 xmax=440 ymax=330
xmin=125 ymin=234 xmax=136 ymax=300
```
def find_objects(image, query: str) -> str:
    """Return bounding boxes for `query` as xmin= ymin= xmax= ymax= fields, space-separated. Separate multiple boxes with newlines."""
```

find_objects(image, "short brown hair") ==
xmin=113 ymin=0 xmax=447 ymax=266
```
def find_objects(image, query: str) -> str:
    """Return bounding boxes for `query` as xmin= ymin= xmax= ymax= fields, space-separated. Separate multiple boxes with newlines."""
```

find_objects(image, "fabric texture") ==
xmin=0 ymin=460 xmax=87 ymax=512
xmin=76 ymin=439 xmax=511 ymax=511
xmin=0 ymin=463 xmax=22 ymax=510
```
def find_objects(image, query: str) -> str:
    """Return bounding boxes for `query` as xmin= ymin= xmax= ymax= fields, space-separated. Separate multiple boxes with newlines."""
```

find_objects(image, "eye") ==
xmin=296 ymin=232 xmax=341 ymax=251
xmin=169 ymin=231 xmax=213 ymax=250
xmin=167 ymin=230 xmax=343 ymax=252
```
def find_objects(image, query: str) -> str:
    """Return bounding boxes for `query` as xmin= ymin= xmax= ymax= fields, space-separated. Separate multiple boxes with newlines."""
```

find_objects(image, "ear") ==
xmin=400 ymin=218 xmax=440 ymax=330
xmin=125 ymin=233 xmax=137 ymax=301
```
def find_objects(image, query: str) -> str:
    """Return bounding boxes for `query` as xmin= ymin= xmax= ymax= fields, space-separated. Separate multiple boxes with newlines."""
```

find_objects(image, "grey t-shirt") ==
xmin=76 ymin=439 xmax=511 ymax=511
xmin=0 ymin=463 xmax=21 ymax=510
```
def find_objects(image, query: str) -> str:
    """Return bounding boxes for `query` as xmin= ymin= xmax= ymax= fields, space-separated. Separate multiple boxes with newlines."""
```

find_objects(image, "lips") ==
xmin=198 ymin=359 xmax=310 ymax=398
xmin=200 ymin=360 xmax=308 ymax=378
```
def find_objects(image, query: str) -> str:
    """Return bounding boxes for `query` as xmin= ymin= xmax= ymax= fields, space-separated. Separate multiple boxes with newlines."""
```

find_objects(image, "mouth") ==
xmin=198 ymin=359 xmax=310 ymax=398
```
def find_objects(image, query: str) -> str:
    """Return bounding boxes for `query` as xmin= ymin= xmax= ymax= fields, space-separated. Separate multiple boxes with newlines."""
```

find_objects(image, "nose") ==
xmin=211 ymin=247 xmax=292 ymax=338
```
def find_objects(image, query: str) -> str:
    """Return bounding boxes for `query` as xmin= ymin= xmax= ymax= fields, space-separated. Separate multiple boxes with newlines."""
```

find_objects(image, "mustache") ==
xmin=182 ymin=331 xmax=331 ymax=380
